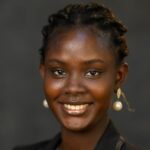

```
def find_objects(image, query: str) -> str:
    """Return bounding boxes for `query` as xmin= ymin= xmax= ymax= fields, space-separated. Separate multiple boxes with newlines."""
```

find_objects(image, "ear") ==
xmin=39 ymin=64 xmax=45 ymax=80
xmin=114 ymin=62 xmax=128 ymax=92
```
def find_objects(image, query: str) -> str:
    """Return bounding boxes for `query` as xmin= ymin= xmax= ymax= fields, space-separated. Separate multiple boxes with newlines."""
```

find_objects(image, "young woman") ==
xmin=14 ymin=3 xmax=140 ymax=150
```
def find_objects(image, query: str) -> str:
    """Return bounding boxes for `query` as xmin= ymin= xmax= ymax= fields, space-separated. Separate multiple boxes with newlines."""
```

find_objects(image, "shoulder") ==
xmin=117 ymin=136 xmax=142 ymax=150
xmin=13 ymin=133 xmax=61 ymax=150
xmin=121 ymin=143 xmax=142 ymax=150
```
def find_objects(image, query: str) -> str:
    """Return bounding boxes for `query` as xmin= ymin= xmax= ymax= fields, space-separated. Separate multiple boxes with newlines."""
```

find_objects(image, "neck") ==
xmin=59 ymin=116 xmax=109 ymax=150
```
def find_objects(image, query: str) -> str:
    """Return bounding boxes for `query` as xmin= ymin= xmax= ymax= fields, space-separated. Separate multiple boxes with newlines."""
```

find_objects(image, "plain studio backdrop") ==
xmin=0 ymin=0 xmax=149 ymax=150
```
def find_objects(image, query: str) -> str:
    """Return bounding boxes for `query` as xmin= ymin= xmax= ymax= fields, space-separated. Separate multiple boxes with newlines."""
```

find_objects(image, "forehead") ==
xmin=47 ymin=26 xmax=112 ymax=50
xmin=45 ymin=26 xmax=115 ymax=65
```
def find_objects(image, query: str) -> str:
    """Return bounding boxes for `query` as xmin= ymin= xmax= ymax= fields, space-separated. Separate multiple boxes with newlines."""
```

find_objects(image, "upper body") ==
xmin=14 ymin=2 xmax=141 ymax=150
xmin=13 ymin=120 xmax=140 ymax=150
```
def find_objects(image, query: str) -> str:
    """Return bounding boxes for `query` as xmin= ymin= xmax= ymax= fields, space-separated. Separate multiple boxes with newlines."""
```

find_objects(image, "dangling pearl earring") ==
xmin=43 ymin=99 xmax=49 ymax=108
xmin=113 ymin=88 xmax=123 ymax=111
xmin=113 ymin=88 xmax=135 ymax=112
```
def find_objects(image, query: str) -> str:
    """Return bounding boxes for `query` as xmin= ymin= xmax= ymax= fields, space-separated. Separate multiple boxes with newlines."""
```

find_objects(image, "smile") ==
xmin=63 ymin=104 xmax=89 ymax=115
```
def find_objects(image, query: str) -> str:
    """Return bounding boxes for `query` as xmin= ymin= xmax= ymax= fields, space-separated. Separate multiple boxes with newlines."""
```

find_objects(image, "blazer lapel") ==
xmin=95 ymin=120 xmax=120 ymax=150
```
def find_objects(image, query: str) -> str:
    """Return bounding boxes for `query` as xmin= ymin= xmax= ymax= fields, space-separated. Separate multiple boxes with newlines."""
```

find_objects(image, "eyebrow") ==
xmin=47 ymin=59 xmax=65 ymax=65
xmin=47 ymin=59 xmax=105 ymax=65
xmin=84 ymin=59 xmax=105 ymax=64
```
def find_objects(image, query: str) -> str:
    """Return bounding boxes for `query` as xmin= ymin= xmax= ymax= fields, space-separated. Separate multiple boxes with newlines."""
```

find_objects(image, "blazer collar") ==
xmin=95 ymin=120 xmax=120 ymax=150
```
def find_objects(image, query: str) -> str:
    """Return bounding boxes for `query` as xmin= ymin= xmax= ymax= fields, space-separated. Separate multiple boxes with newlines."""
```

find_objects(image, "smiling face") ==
xmin=40 ymin=26 xmax=128 ymax=132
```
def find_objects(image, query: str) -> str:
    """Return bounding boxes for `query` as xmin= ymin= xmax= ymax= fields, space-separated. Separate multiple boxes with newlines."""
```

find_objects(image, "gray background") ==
xmin=0 ymin=0 xmax=150 ymax=150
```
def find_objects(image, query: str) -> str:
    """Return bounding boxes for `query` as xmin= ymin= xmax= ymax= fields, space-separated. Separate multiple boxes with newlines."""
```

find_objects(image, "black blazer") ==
xmin=13 ymin=121 xmax=140 ymax=150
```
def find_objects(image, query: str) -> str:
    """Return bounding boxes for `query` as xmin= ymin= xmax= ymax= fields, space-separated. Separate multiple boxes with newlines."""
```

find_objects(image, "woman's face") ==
xmin=40 ymin=27 xmax=127 ymax=132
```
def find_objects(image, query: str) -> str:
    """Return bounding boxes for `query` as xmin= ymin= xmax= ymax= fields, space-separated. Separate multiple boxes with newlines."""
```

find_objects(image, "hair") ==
xmin=39 ymin=3 xmax=128 ymax=65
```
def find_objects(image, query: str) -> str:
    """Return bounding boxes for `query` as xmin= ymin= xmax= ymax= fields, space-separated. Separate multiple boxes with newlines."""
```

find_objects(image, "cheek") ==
xmin=43 ymin=78 xmax=65 ymax=101
xmin=86 ymin=78 xmax=114 ymax=105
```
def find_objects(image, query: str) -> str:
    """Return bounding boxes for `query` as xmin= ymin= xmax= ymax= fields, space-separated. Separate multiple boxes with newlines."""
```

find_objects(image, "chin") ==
xmin=62 ymin=124 xmax=91 ymax=133
xmin=59 ymin=116 xmax=99 ymax=133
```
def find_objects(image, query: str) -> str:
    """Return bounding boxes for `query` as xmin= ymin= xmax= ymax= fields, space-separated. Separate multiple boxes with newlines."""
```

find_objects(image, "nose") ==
xmin=64 ymin=73 xmax=86 ymax=96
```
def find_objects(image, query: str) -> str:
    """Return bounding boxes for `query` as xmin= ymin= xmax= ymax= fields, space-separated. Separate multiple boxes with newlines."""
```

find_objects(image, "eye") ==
xmin=85 ymin=69 xmax=102 ymax=78
xmin=49 ymin=68 xmax=67 ymax=78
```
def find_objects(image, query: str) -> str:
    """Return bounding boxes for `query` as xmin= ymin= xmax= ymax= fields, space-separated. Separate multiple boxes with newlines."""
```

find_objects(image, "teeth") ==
xmin=64 ymin=104 xmax=88 ymax=110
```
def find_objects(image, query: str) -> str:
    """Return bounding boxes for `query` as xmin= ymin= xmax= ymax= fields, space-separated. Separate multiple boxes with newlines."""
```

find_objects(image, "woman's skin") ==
xmin=40 ymin=26 xmax=128 ymax=150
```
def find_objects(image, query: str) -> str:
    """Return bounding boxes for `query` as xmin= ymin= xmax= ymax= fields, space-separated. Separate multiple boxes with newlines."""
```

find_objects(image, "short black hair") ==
xmin=39 ymin=3 xmax=128 ymax=64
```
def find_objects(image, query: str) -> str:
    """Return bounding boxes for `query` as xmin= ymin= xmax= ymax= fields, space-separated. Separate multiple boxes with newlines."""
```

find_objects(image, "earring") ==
xmin=113 ymin=88 xmax=135 ymax=112
xmin=43 ymin=99 xmax=49 ymax=108
xmin=113 ymin=88 xmax=123 ymax=111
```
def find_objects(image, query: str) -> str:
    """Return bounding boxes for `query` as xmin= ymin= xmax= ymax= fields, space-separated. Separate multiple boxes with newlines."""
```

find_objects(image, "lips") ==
xmin=57 ymin=97 xmax=93 ymax=115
